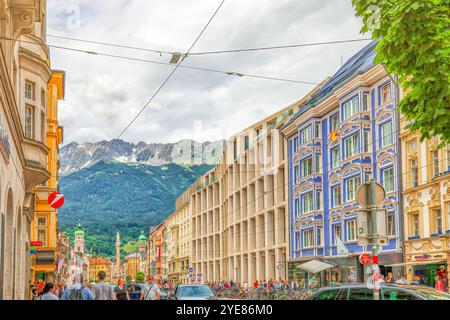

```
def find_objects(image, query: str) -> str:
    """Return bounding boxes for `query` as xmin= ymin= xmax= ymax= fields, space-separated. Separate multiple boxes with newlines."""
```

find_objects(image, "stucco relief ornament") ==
xmin=443 ymin=182 xmax=450 ymax=201
xmin=427 ymin=187 xmax=441 ymax=207
xmin=11 ymin=8 xmax=34 ymax=39
xmin=406 ymin=192 xmax=423 ymax=213
xmin=0 ymin=0 xmax=10 ymax=20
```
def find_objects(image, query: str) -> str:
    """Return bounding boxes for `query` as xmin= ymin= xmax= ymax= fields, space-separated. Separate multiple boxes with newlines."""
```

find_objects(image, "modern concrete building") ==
xmin=0 ymin=0 xmax=54 ymax=300
xmin=282 ymin=41 xmax=403 ymax=286
xmin=188 ymin=84 xmax=323 ymax=283
xmin=399 ymin=106 xmax=450 ymax=286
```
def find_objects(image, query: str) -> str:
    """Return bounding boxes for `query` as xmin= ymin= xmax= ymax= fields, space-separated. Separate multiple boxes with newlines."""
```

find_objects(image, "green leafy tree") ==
xmin=135 ymin=272 xmax=145 ymax=283
xmin=352 ymin=0 xmax=450 ymax=144
xmin=126 ymin=275 xmax=132 ymax=283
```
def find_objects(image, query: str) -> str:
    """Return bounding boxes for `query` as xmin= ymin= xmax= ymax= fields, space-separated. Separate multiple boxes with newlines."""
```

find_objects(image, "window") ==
xmin=316 ymin=190 xmax=322 ymax=210
xmin=312 ymin=289 xmax=339 ymax=300
xmin=330 ymin=114 xmax=339 ymax=131
xmin=381 ymin=121 xmax=393 ymax=147
xmin=387 ymin=214 xmax=395 ymax=236
xmin=346 ymin=220 xmax=357 ymax=241
xmin=301 ymin=157 xmax=313 ymax=177
xmin=244 ymin=136 xmax=249 ymax=150
xmin=410 ymin=213 xmax=420 ymax=237
xmin=349 ymin=288 xmax=374 ymax=300
xmin=25 ymin=105 xmax=34 ymax=139
xmin=431 ymin=150 xmax=439 ymax=177
xmin=295 ymin=232 xmax=301 ymax=250
xmin=316 ymin=228 xmax=323 ymax=246
xmin=315 ymin=154 xmax=322 ymax=174
xmin=447 ymin=145 xmax=450 ymax=169
xmin=363 ymin=131 xmax=370 ymax=153
xmin=345 ymin=176 xmax=361 ymax=201
xmin=408 ymin=140 xmax=417 ymax=154
xmin=294 ymin=165 xmax=300 ymax=183
xmin=294 ymin=198 xmax=300 ymax=218
xmin=432 ymin=209 xmax=442 ymax=234
xmin=343 ymin=96 xmax=359 ymax=120
xmin=381 ymin=84 xmax=391 ymax=104
xmin=446 ymin=202 xmax=450 ymax=231
xmin=315 ymin=123 xmax=321 ymax=139
xmin=40 ymin=112 xmax=46 ymax=142
xmin=303 ymin=229 xmax=313 ymax=247
xmin=293 ymin=137 xmax=299 ymax=153
xmin=362 ymin=93 xmax=369 ymax=111
xmin=301 ymin=126 xmax=313 ymax=145
xmin=302 ymin=192 xmax=314 ymax=213
xmin=331 ymin=147 xmax=340 ymax=169
xmin=344 ymin=134 xmax=359 ymax=158
xmin=409 ymin=158 xmax=419 ymax=188
xmin=333 ymin=224 xmax=342 ymax=245
xmin=382 ymin=167 xmax=394 ymax=193
xmin=37 ymin=217 xmax=47 ymax=246
xmin=41 ymin=88 xmax=46 ymax=107
xmin=25 ymin=81 xmax=35 ymax=100
xmin=331 ymin=185 xmax=341 ymax=208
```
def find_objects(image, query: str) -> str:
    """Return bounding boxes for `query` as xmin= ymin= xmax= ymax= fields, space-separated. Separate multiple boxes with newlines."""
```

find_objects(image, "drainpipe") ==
xmin=394 ymin=76 xmax=404 ymax=273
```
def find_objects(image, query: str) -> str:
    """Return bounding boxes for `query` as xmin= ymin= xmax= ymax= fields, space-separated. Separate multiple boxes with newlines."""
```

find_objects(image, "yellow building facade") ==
xmin=166 ymin=190 xmax=192 ymax=284
xmin=89 ymin=258 xmax=112 ymax=283
xmin=400 ymin=105 xmax=450 ymax=287
xmin=30 ymin=71 xmax=65 ymax=284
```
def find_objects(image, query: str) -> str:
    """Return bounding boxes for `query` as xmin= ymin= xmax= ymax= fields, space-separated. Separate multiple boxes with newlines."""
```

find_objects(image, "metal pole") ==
xmin=368 ymin=179 xmax=380 ymax=300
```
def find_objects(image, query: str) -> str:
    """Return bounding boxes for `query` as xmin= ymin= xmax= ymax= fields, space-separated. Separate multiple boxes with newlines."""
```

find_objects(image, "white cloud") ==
xmin=47 ymin=0 xmax=367 ymax=144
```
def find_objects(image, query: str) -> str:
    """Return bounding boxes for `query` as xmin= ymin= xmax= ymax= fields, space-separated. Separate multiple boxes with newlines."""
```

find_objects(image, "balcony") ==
xmin=22 ymin=138 xmax=50 ymax=190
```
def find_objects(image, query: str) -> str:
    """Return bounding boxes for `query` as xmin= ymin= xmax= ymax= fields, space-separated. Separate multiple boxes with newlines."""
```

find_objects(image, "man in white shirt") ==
xmin=140 ymin=275 xmax=161 ymax=300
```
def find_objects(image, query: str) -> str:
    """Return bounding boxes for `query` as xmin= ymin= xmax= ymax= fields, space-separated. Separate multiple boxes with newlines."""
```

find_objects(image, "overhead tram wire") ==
xmin=86 ymin=0 xmax=227 ymax=165
xmin=47 ymin=34 xmax=372 ymax=56
xmin=0 ymin=37 xmax=318 ymax=86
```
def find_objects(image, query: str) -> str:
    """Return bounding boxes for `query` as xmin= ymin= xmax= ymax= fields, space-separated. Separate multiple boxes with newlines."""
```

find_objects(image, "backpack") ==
xmin=68 ymin=288 xmax=83 ymax=300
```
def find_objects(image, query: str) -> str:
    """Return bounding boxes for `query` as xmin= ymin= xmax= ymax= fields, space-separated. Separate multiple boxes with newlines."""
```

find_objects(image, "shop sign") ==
xmin=413 ymin=253 xmax=446 ymax=261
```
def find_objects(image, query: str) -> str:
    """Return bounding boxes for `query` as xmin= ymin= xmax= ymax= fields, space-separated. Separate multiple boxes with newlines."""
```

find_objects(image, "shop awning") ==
xmin=295 ymin=260 xmax=336 ymax=273
xmin=385 ymin=260 xmax=446 ymax=267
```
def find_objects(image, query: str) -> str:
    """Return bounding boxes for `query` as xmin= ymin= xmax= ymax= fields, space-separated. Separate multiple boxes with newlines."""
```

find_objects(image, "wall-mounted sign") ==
xmin=0 ymin=113 xmax=11 ymax=162
xmin=48 ymin=192 xmax=65 ymax=209
xmin=413 ymin=253 xmax=446 ymax=261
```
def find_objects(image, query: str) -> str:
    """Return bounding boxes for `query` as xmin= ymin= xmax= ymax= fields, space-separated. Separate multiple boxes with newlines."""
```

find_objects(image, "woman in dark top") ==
xmin=114 ymin=278 xmax=130 ymax=300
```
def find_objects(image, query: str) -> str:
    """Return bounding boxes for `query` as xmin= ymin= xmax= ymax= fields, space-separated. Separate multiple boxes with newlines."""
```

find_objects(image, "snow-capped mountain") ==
xmin=59 ymin=139 xmax=225 ymax=176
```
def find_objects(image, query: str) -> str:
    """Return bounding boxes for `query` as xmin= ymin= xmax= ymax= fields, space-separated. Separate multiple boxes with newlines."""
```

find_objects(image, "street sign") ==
xmin=356 ymin=181 xmax=386 ymax=208
xmin=48 ymin=192 xmax=65 ymax=209
xmin=30 ymin=241 xmax=43 ymax=247
xmin=30 ymin=246 xmax=36 ymax=254
xmin=359 ymin=253 xmax=371 ymax=265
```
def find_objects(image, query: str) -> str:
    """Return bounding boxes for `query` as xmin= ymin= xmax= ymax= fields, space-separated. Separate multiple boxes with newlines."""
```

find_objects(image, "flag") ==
xmin=336 ymin=235 xmax=349 ymax=256
xmin=57 ymin=259 xmax=64 ymax=274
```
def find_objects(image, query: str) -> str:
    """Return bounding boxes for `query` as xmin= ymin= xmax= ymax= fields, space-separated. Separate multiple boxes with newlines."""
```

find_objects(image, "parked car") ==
xmin=159 ymin=288 xmax=170 ymax=300
xmin=309 ymin=283 xmax=450 ymax=300
xmin=169 ymin=285 xmax=217 ymax=300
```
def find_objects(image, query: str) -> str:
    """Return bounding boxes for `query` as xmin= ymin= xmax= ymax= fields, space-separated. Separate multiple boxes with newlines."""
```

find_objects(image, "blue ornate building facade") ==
xmin=282 ymin=41 xmax=403 ymax=284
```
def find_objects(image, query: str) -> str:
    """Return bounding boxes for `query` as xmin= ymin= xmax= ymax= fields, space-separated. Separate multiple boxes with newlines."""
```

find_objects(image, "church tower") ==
xmin=74 ymin=223 xmax=85 ymax=255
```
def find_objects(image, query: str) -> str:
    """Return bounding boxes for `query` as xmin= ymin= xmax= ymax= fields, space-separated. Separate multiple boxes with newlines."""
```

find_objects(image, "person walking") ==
xmin=91 ymin=271 xmax=114 ymax=300
xmin=60 ymin=274 xmax=94 ymax=300
xmin=114 ymin=278 xmax=130 ymax=300
xmin=140 ymin=275 xmax=161 ymax=301
xmin=38 ymin=283 xmax=59 ymax=300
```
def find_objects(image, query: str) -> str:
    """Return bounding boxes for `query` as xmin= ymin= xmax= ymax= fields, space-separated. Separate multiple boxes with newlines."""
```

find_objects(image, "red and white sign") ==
xmin=30 ymin=241 xmax=43 ymax=247
xmin=359 ymin=253 xmax=371 ymax=265
xmin=48 ymin=192 xmax=65 ymax=209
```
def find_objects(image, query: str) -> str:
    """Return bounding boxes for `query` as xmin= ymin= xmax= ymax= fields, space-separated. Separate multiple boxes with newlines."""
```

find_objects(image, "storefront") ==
xmin=389 ymin=253 xmax=448 ymax=287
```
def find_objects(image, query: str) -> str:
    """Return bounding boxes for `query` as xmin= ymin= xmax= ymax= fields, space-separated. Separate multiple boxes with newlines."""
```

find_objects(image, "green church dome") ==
xmin=138 ymin=231 xmax=147 ymax=242
xmin=74 ymin=223 xmax=85 ymax=236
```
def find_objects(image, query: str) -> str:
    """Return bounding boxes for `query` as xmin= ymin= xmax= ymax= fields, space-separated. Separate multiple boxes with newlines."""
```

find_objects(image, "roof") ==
xmin=89 ymin=257 xmax=111 ymax=265
xmin=138 ymin=231 xmax=147 ymax=242
xmin=74 ymin=223 xmax=85 ymax=236
xmin=283 ymin=40 xmax=379 ymax=130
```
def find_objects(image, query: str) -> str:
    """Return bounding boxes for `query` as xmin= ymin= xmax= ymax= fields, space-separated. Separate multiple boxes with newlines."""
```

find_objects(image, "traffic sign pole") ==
xmin=368 ymin=179 xmax=381 ymax=300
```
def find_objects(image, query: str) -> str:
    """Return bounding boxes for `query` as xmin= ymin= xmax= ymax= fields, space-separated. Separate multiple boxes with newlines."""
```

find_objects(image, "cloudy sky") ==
xmin=47 ymin=0 xmax=369 ymax=144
